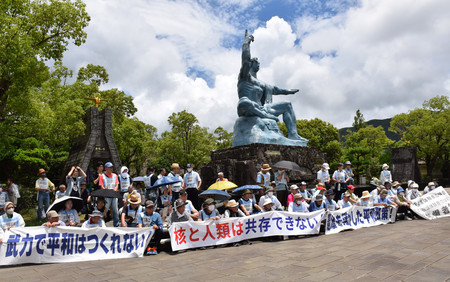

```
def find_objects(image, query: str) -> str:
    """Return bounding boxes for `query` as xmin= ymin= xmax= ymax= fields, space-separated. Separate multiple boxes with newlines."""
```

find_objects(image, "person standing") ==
xmin=182 ymin=164 xmax=202 ymax=210
xmin=274 ymin=168 xmax=289 ymax=207
xmin=6 ymin=178 xmax=20 ymax=213
xmin=144 ymin=167 xmax=159 ymax=203
xmin=257 ymin=164 xmax=271 ymax=190
xmin=119 ymin=166 xmax=133 ymax=208
xmin=66 ymin=166 xmax=87 ymax=197
xmin=215 ymin=172 xmax=228 ymax=182
xmin=0 ymin=185 xmax=9 ymax=216
xmin=35 ymin=168 xmax=55 ymax=221
xmin=380 ymin=164 xmax=392 ymax=184
xmin=344 ymin=161 xmax=354 ymax=185
xmin=317 ymin=163 xmax=331 ymax=190
xmin=332 ymin=163 xmax=349 ymax=201
xmin=168 ymin=163 xmax=183 ymax=204
xmin=92 ymin=161 xmax=104 ymax=191
xmin=99 ymin=162 xmax=120 ymax=227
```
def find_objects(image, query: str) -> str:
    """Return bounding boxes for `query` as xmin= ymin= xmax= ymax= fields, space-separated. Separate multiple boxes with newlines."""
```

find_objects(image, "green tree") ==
xmin=280 ymin=118 xmax=343 ymax=163
xmin=352 ymin=109 xmax=366 ymax=131
xmin=390 ymin=95 xmax=450 ymax=178
xmin=214 ymin=126 xmax=233 ymax=150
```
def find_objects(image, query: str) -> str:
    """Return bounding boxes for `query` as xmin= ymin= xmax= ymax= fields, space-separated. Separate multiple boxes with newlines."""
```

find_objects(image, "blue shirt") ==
xmin=137 ymin=211 xmax=163 ymax=229
xmin=375 ymin=195 xmax=392 ymax=205
xmin=308 ymin=201 xmax=327 ymax=212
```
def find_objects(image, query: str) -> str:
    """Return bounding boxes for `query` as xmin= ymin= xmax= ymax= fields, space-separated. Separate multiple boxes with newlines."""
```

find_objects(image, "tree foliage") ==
xmin=352 ymin=109 xmax=366 ymax=132
xmin=390 ymin=95 xmax=450 ymax=178
xmin=214 ymin=126 xmax=233 ymax=150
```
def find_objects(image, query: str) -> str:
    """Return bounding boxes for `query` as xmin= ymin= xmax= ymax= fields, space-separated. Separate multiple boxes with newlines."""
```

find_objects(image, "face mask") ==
xmin=430 ymin=186 xmax=435 ymax=189
xmin=121 ymin=172 xmax=128 ymax=178
xmin=267 ymin=192 xmax=273 ymax=197
xmin=41 ymin=174 xmax=46 ymax=178
xmin=7 ymin=208 xmax=14 ymax=215
xmin=187 ymin=168 xmax=193 ymax=172
xmin=208 ymin=205 xmax=215 ymax=212
xmin=296 ymin=201 xmax=302 ymax=205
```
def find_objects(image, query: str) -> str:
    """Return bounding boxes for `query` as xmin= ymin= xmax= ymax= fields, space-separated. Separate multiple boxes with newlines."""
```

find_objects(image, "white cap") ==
xmin=290 ymin=184 xmax=299 ymax=190
xmin=412 ymin=183 xmax=419 ymax=189
xmin=263 ymin=198 xmax=274 ymax=207
xmin=428 ymin=182 xmax=435 ymax=187
xmin=301 ymin=181 xmax=307 ymax=186
xmin=322 ymin=163 xmax=330 ymax=170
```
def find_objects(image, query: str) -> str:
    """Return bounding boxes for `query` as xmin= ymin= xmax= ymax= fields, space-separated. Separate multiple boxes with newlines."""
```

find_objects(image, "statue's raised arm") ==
xmin=239 ymin=30 xmax=255 ymax=80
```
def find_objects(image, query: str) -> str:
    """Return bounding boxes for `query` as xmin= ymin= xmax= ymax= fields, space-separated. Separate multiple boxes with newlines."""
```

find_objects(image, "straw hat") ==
xmin=171 ymin=163 xmax=180 ymax=169
xmin=37 ymin=168 xmax=46 ymax=176
xmin=128 ymin=194 xmax=141 ymax=205
xmin=361 ymin=191 xmax=370 ymax=199
xmin=227 ymin=199 xmax=238 ymax=208
xmin=261 ymin=164 xmax=271 ymax=170
xmin=263 ymin=198 xmax=274 ymax=207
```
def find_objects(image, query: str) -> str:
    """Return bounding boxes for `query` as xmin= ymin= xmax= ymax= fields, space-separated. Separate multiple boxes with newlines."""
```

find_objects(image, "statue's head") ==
xmin=250 ymin=58 xmax=259 ymax=72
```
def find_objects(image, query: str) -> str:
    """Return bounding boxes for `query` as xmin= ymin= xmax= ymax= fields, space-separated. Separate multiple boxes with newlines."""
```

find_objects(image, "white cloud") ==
xmin=61 ymin=0 xmax=450 ymax=136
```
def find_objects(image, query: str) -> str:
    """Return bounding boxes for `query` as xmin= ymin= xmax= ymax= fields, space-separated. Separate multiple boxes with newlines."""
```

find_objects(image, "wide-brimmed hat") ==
xmin=171 ymin=163 xmax=180 ymax=169
xmin=37 ymin=168 xmax=46 ymax=176
xmin=47 ymin=210 xmax=59 ymax=218
xmin=89 ymin=210 xmax=103 ymax=218
xmin=397 ymin=187 xmax=405 ymax=193
xmin=322 ymin=163 xmax=330 ymax=170
xmin=361 ymin=191 xmax=371 ymax=199
xmin=227 ymin=199 xmax=238 ymax=208
xmin=290 ymin=184 xmax=299 ymax=191
xmin=261 ymin=164 xmax=271 ymax=170
xmin=128 ymin=194 xmax=141 ymax=205
xmin=263 ymin=198 xmax=274 ymax=207
xmin=204 ymin=198 xmax=215 ymax=205
xmin=392 ymin=181 xmax=401 ymax=187
xmin=382 ymin=163 xmax=389 ymax=169
xmin=265 ymin=187 xmax=274 ymax=193
xmin=294 ymin=193 xmax=303 ymax=199
xmin=174 ymin=199 xmax=187 ymax=209
xmin=345 ymin=161 xmax=352 ymax=165
xmin=242 ymin=189 xmax=252 ymax=195
xmin=380 ymin=189 xmax=388 ymax=195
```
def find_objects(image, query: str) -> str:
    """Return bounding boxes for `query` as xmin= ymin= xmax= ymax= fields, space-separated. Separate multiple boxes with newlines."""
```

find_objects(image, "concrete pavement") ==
xmin=0 ymin=216 xmax=449 ymax=281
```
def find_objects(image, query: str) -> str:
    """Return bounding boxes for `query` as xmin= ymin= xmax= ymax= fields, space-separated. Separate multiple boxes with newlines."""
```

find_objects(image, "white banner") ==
xmin=0 ymin=226 xmax=153 ymax=266
xmin=169 ymin=210 xmax=325 ymax=251
xmin=410 ymin=187 xmax=450 ymax=220
xmin=325 ymin=206 xmax=397 ymax=235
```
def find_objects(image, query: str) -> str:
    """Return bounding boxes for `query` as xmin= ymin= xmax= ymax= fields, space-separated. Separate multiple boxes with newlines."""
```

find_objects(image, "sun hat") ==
xmin=227 ymin=199 xmax=238 ymax=208
xmin=89 ymin=210 xmax=103 ymax=218
xmin=171 ymin=163 xmax=180 ymax=169
xmin=37 ymin=168 xmax=46 ymax=176
xmin=242 ymin=189 xmax=252 ymax=195
xmin=427 ymin=182 xmax=435 ymax=187
xmin=382 ymin=163 xmax=389 ymax=169
xmin=381 ymin=189 xmax=388 ymax=195
xmin=411 ymin=183 xmax=419 ymax=189
xmin=204 ymin=198 xmax=215 ymax=205
xmin=294 ymin=193 xmax=303 ymax=199
xmin=397 ymin=187 xmax=405 ymax=193
xmin=263 ymin=198 xmax=274 ymax=207
xmin=174 ymin=199 xmax=187 ymax=209
xmin=4 ymin=202 xmax=13 ymax=209
xmin=300 ymin=181 xmax=307 ymax=186
xmin=261 ymin=164 xmax=271 ymax=170
xmin=322 ymin=163 xmax=330 ymax=170
xmin=270 ymin=181 xmax=276 ymax=187
xmin=47 ymin=210 xmax=59 ymax=218
xmin=290 ymin=184 xmax=299 ymax=191
xmin=128 ymin=194 xmax=141 ymax=205
xmin=345 ymin=161 xmax=351 ymax=165
xmin=265 ymin=187 xmax=274 ymax=193
xmin=361 ymin=191 xmax=370 ymax=199
xmin=392 ymin=181 xmax=401 ymax=187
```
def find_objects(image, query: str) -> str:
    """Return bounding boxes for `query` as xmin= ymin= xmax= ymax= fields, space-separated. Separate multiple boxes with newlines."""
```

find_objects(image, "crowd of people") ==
xmin=0 ymin=161 xmax=443 ymax=253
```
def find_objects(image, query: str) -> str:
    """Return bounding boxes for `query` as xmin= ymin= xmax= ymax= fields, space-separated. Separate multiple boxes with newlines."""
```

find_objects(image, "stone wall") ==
xmin=200 ymin=143 xmax=326 ymax=189
xmin=390 ymin=146 xmax=421 ymax=184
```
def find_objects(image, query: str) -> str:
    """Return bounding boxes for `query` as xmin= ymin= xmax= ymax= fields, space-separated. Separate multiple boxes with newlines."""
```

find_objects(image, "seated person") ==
xmin=167 ymin=199 xmax=194 ymax=227
xmin=123 ymin=185 xmax=141 ymax=206
xmin=199 ymin=198 xmax=221 ymax=221
xmin=239 ymin=189 xmax=262 ymax=216
xmin=224 ymin=200 xmax=245 ymax=218
xmin=55 ymin=184 xmax=66 ymax=199
xmin=258 ymin=187 xmax=282 ymax=211
xmin=121 ymin=194 xmax=143 ymax=227
xmin=324 ymin=190 xmax=338 ymax=211
xmin=179 ymin=190 xmax=198 ymax=220
xmin=288 ymin=194 xmax=309 ymax=213
xmin=58 ymin=199 xmax=80 ymax=226
xmin=406 ymin=183 xmax=421 ymax=201
xmin=311 ymin=183 xmax=327 ymax=202
xmin=337 ymin=192 xmax=354 ymax=209
xmin=286 ymin=184 xmax=299 ymax=207
xmin=137 ymin=200 xmax=163 ymax=255
xmin=374 ymin=189 xmax=398 ymax=207
xmin=423 ymin=182 xmax=436 ymax=194
xmin=341 ymin=184 xmax=358 ymax=204
xmin=158 ymin=186 xmax=172 ymax=222
xmin=356 ymin=191 xmax=373 ymax=207
xmin=81 ymin=210 xmax=106 ymax=228
xmin=42 ymin=210 xmax=66 ymax=227
xmin=395 ymin=187 xmax=414 ymax=220
xmin=0 ymin=202 xmax=25 ymax=231
xmin=308 ymin=194 xmax=327 ymax=212
xmin=93 ymin=197 xmax=111 ymax=222
xmin=298 ymin=182 xmax=312 ymax=203
xmin=262 ymin=198 xmax=275 ymax=212
xmin=370 ymin=185 xmax=384 ymax=199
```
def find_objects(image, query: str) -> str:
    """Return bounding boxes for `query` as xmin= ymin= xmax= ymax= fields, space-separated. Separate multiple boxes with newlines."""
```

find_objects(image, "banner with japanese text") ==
xmin=410 ymin=187 xmax=450 ymax=220
xmin=0 ymin=226 xmax=153 ymax=266
xmin=325 ymin=206 xmax=396 ymax=235
xmin=169 ymin=210 xmax=325 ymax=251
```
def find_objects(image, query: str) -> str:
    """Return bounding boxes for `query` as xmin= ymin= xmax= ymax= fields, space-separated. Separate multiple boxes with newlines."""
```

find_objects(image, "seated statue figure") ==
xmin=232 ymin=31 xmax=308 ymax=147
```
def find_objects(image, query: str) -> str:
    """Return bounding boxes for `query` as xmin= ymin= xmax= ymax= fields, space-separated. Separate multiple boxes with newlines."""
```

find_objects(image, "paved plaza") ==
xmin=1 ymin=216 xmax=449 ymax=281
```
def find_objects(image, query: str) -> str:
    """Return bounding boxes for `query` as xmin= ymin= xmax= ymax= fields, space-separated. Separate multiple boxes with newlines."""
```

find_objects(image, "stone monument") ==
xmin=232 ymin=31 xmax=308 ymax=147
xmin=390 ymin=147 xmax=421 ymax=184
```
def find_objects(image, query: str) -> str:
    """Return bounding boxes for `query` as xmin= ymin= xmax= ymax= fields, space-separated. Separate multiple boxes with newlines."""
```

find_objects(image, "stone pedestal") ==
xmin=200 ymin=143 xmax=325 ymax=189
xmin=390 ymin=147 xmax=421 ymax=184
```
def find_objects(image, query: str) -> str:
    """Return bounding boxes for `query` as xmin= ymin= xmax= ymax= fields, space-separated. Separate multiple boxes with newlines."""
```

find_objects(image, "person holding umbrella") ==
xmin=99 ymin=162 xmax=120 ymax=227
xmin=82 ymin=210 xmax=106 ymax=228
xmin=58 ymin=199 xmax=80 ymax=227
xmin=239 ymin=189 xmax=262 ymax=216
xmin=35 ymin=168 xmax=55 ymax=221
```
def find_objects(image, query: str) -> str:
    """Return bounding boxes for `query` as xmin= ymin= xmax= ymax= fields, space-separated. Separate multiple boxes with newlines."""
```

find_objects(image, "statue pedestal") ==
xmin=232 ymin=116 xmax=308 ymax=147
xmin=200 ymin=143 xmax=325 ymax=189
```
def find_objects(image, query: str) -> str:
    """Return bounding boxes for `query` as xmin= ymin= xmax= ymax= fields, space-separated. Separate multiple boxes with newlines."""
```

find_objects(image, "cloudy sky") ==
xmin=61 ymin=0 xmax=450 ymax=135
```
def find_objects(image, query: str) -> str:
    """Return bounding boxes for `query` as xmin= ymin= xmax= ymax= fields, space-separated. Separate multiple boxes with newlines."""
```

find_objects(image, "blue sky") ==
xmin=61 ymin=0 xmax=450 ymax=134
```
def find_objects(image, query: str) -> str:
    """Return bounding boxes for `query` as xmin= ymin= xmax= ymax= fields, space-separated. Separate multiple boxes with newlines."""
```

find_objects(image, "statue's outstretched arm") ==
xmin=272 ymin=85 xmax=299 ymax=95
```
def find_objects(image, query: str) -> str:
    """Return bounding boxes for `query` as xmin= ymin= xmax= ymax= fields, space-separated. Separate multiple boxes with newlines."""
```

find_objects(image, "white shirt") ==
xmin=258 ymin=195 xmax=282 ymax=210
xmin=317 ymin=169 xmax=330 ymax=183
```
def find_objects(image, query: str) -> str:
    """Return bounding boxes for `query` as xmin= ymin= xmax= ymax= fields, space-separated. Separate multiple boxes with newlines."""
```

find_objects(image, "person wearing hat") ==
xmin=288 ymin=194 xmax=309 ymax=213
xmin=262 ymin=198 xmax=275 ymax=212
xmin=182 ymin=164 xmax=202 ymax=210
xmin=224 ymin=200 xmax=245 ymax=218
xmin=42 ymin=210 xmax=65 ymax=227
xmin=298 ymin=181 xmax=312 ymax=203
xmin=317 ymin=163 xmax=331 ymax=190
xmin=258 ymin=186 xmax=282 ymax=211
xmin=374 ymin=189 xmax=397 ymax=207
xmin=35 ymin=168 xmax=55 ymax=221
xmin=423 ymin=182 xmax=437 ymax=194
xmin=257 ymin=164 xmax=272 ymax=190
xmin=120 ymin=194 xmax=143 ymax=227
xmin=391 ymin=181 xmax=401 ymax=196
xmin=199 ymin=198 xmax=221 ymax=221
xmin=99 ymin=161 xmax=120 ymax=227
xmin=337 ymin=192 xmax=353 ymax=209
xmin=0 ymin=202 xmax=25 ymax=232
xmin=215 ymin=172 xmax=228 ymax=182
xmin=344 ymin=161 xmax=354 ymax=185
xmin=332 ymin=163 xmax=350 ymax=201
xmin=167 ymin=199 xmax=193 ymax=227
xmin=343 ymin=184 xmax=358 ymax=204
xmin=119 ymin=166 xmax=133 ymax=200
xmin=308 ymin=194 xmax=327 ymax=212
xmin=58 ymin=199 xmax=80 ymax=226
xmin=312 ymin=183 xmax=327 ymax=202
xmin=168 ymin=163 xmax=183 ymax=204
xmin=380 ymin=164 xmax=392 ymax=185
xmin=179 ymin=190 xmax=198 ymax=220
xmin=138 ymin=200 xmax=163 ymax=255
xmin=324 ymin=190 xmax=338 ymax=211
xmin=406 ymin=183 xmax=421 ymax=201
xmin=356 ymin=191 xmax=373 ymax=207
xmin=123 ymin=184 xmax=141 ymax=206
xmin=66 ymin=166 xmax=87 ymax=197
xmin=370 ymin=185 xmax=384 ymax=200
xmin=286 ymin=184 xmax=299 ymax=207
xmin=82 ymin=210 xmax=106 ymax=228
xmin=239 ymin=189 xmax=262 ymax=216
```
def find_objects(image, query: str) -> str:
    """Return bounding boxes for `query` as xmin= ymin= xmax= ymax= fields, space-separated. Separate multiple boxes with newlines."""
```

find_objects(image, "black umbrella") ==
xmin=273 ymin=160 xmax=302 ymax=172
xmin=91 ymin=189 xmax=122 ymax=199
xmin=47 ymin=196 xmax=83 ymax=213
